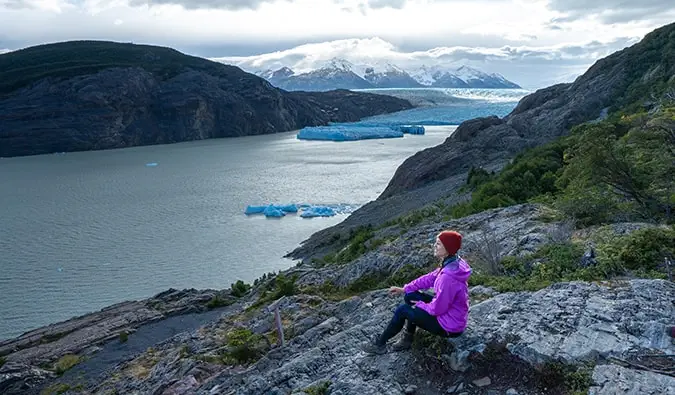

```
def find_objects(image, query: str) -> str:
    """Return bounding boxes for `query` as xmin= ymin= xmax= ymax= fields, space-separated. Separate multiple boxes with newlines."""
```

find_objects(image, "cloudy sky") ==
xmin=1 ymin=0 xmax=674 ymax=88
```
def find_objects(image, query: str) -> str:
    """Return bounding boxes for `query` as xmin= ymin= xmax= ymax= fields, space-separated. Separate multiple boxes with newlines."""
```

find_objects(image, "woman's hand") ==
xmin=388 ymin=286 xmax=405 ymax=296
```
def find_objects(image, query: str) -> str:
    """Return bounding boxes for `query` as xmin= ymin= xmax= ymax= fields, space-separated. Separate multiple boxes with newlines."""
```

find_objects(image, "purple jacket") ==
xmin=403 ymin=257 xmax=472 ymax=333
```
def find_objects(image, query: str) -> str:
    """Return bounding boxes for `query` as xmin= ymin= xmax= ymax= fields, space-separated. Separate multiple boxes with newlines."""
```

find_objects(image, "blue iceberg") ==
xmin=263 ymin=206 xmax=285 ymax=217
xmin=297 ymin=126 xmax=403 ymax=141
xmin=245 ymin=203 xmax=358 ymax=218
xmin=245 ymin=205 xmax=267 ymax=215
xmin=245 ymin=204 xmax=298 ymax=216
xmin=274 ymin=204 xmax=298 ymax=213
xmin=300 ymin=206 xmax=337 ymax=218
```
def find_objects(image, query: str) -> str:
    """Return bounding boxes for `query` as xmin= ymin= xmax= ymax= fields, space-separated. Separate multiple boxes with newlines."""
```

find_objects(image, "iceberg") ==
xmin=245 ymin=203 xmax=358 ymax=218
xmin=300 ymin=206 xmax=336 ymax=218
xmin=274 ymin=204 xmax=298 ymax=213
xmin=245 ymin=204 xmax=298 ymax=215
xmin=245 ymin=205 xmax=267 ymax=215
xmin=297 ymin=126 xmax=403 ymax=141
xmin=263 ymin=206 xmax=285 ymax=217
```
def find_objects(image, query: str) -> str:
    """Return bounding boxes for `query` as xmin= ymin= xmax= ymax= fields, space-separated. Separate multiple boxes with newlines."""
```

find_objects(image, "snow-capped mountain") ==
xmin=252 ymin=58 xmax=520 ymax=91
xmin=262 ymin=59 xmax=373 ymax=91
xmin=363 ymin=63 xmax=422 ymax=88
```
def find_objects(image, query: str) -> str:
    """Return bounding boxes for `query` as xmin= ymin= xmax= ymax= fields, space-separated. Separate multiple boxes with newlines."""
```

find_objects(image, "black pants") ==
xmin=377 ymin=291 xmax=462 ymax=345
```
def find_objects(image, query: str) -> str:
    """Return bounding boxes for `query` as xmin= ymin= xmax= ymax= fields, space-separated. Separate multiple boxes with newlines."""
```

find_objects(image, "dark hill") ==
xmin=0 ymin=41 xmax=412 ymax=157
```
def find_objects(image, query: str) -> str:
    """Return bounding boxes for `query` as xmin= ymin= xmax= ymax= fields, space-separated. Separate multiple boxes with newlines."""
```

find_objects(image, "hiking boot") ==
xmin=362 ymin=338 xmax=387 ymax=355
xmin=391 ymin=329 xmax=414 ymax=351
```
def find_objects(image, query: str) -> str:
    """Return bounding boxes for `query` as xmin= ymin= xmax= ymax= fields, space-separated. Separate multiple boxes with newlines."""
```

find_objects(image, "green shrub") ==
xmin=469 ymin=243 xmax=586 ymax=292
xmin=304 ymin=380 xmax=331 ymax=395
xmin=231 ymin=280 xmax=251 ymax=297
xmin=0 ymin=356 xmax=6 ymax=368
xmin=206 ymin=295 xmax=232 ymax=309
xmin=616 ymin=227 xmax=675 ymax=271
xmin=252 ymin=273 xmax=299 ymax=308
xmin=539 ymin=362 xmax=594 ymax=395
xmin=119 ymin=331 xmax=128 ymax=343
xmin=222 ymin=328 xmax=269 ymax=365
xmin=54 ymin=354 xmax=82 ymax=376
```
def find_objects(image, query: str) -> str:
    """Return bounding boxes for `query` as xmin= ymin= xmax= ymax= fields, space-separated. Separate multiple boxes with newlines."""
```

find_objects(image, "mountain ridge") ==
xmin=252 ymin=58 xmax=521 ymax=91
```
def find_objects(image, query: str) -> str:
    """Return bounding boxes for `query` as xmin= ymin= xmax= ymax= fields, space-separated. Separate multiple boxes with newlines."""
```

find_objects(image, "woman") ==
xmin=363 ymin=230 xmax=472 ymax=355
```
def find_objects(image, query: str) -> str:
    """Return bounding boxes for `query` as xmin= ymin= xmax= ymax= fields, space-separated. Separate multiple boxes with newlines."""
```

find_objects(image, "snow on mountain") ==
xmin=213 ymin=37 xmax=523 ymax=91
xmin=236 ymin=56 xmax=520 ymax=91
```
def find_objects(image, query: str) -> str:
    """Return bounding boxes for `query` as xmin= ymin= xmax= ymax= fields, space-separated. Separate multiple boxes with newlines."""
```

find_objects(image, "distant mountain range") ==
xmin=249 ymin=58 xmax=521 ymax=91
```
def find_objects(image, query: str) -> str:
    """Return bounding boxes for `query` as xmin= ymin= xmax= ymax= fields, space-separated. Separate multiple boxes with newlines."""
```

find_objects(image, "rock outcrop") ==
xmin=2 ymin=204 xmax=672 ymax=394
xmin=0 ymin=41 xmax=412 ymax=158
xmin=86 ymin=280 xmax=673 ymax=395
xmin=287 ymin=21 xmax=675 ymax=262
xmin=0 ymin=288 xmax=237 ymax=394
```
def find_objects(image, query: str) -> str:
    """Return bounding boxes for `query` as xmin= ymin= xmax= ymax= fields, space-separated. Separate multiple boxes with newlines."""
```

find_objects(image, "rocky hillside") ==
xmin=0 ymin=41 xmax=412 ymax=158
xmin=2 ymin=204 xmax=672 ymax=395
xmin=287 ymin=21 xmax=675 ymax=262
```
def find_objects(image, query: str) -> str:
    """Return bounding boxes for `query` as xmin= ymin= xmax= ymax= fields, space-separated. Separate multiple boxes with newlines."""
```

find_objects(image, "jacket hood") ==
xmin=441 ymin=257 xmax=472 ymax=282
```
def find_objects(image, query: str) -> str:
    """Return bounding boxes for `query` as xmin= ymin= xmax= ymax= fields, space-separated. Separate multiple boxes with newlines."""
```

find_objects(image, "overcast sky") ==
xmin=1 ymin=0 xmax=674 ymax=88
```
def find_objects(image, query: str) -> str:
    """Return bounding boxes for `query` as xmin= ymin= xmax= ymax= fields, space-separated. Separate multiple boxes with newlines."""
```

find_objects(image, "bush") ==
xmin=304 ymin=380 xmax=331 ymax=395
xmin=54 ymin=354 xmax=82 ymax=376
xmin=231 ymin=280 xmax=251 ymax=297
xmin=539 ymin=362 xmax=594 ymax=395
xmin=119 ymin=331 xmax=128 ymax=343
xmin=206 ymin=295 xmax=232 ymax=309
xmin=252 ymin=273 xmax=298 ymax=308
xmin=469 ymin=242 xmax=586 ymax=292
xmin=616 ymin=227 xmax=675 ymax=271
xmin=222 ymin=328 xmax=269 ymax=365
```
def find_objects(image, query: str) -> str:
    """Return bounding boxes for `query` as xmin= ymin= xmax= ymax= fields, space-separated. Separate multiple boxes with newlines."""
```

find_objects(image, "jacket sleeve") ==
xmin=414 ymin=276 xmax=456 ymax=316
xmin=403 ymin=269 xmax=439 ymax=293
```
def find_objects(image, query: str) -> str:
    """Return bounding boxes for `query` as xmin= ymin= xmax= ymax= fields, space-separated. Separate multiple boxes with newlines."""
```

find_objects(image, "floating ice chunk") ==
xmin=245 ymin=204 xmax=298 ymax=215
xmin=245 ymin=205 xmax=267 ymax=215
xmin=273 ymin=204 xmax=298 ymax=213
xmin=263 ymin=206 xmax=285 ymax=217
xmin=297 ymin=126 xmax=403 ymax=141
xmin=146 ymin=162 xmax=158 ymax=167
xmin=245 ymin=203 xmax=358 ymax=218
xmin=300 ymin=206 xmax=336 ymax=217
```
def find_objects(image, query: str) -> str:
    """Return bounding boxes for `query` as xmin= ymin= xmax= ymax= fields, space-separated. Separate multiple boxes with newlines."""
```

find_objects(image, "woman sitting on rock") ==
xmin=363 ymin=230 xmax=472 ymax=355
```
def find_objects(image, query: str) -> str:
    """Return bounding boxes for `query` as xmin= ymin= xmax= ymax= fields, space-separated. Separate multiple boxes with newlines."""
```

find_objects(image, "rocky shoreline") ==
xmin=1 ymin=204 xmax=673 ymax=395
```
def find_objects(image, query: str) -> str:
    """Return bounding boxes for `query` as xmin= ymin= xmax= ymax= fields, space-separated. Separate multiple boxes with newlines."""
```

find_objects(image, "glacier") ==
xmin=296 ymin=124 xmax=425 ymax=141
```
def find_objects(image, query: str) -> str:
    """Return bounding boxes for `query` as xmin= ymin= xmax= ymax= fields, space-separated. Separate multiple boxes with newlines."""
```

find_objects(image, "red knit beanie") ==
xmin=438 ymin=231 xmax=462 ymax=256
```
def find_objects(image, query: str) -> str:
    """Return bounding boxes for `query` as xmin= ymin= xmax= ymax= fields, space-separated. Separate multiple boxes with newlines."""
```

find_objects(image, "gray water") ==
xmin=0 ymin=127 xmax=453 ymax=340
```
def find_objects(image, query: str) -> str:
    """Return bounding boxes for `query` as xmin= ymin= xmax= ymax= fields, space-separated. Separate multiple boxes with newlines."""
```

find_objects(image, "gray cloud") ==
xmin=547 ymin=0 xmax=675 ymax=24
xmin=127 ymin=0 xmax=289 ymax=10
